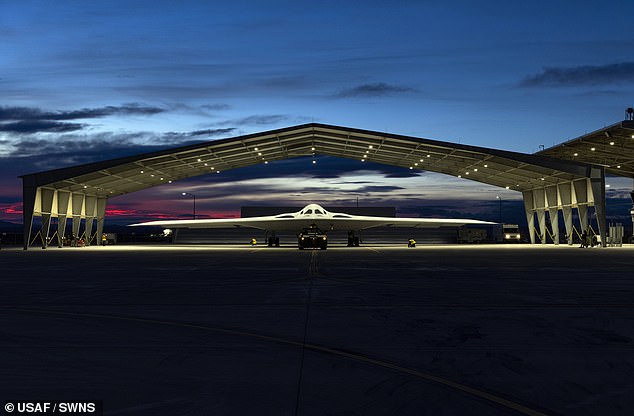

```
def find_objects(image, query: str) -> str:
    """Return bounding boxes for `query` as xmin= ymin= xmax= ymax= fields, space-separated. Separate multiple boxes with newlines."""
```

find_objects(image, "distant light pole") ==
xmin=181 ymin=192 xmax=196 ymax=219
xmin=496 ymin=195 xmax=502 ymax=223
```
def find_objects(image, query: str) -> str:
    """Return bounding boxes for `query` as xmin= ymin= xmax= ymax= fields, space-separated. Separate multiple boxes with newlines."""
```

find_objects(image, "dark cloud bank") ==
xmin=521 ymin=62 xmax=634 ymax=87
xmin=335 ymin=83 xmax=417 ymax=98
xmin=0 ymin=104 xmax=166 ymax=134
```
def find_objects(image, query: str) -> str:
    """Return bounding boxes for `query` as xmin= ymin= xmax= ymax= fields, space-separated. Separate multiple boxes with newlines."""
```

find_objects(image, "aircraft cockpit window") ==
xmin=305 ymin=209 xmax=313 ymax=214
xmin=315 ymin=209 xmax=323 ymax=215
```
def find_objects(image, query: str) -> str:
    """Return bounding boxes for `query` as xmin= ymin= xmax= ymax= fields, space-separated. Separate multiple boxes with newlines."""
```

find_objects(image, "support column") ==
xmin=22 ymin=182 xmax=37 ymax=250
xmin=56 ymin=191 xmax=71 ymax=247
xmin=573 ymin=180 xmax=589 ymax=233
xmin=548 ymin=208 xmax=559 ymax=244
xmin=537 ymin=209 xmax=547 ymax=244
xmin=95 ymin=198 xmax=107 ymax=246
xmin=533 ymin=189 xmax=547 ymax=244
xmin=71 ymin=193 xmax=84 ymax=240
xmin=578 ymin=205 xmax=589 ymax=234
xmin=545 ymin=186 xmax=560 ymax=245
xmin=558 ymin=182 xmax=574 ymax=245
xmin=84 ymin=195 xmax=97 ymax=246
xmin=589 ymin=167 xmax=607 ymax=247
xmin=40 ymin=188 xmax=55 ymax=249
xmin=522 ymin=191 xmax=536 ymax=244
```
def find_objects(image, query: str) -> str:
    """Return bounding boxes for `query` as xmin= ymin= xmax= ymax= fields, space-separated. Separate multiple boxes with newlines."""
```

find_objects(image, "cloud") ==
xmin=520 ymin=62 xmax=634 ymax=87
xmin=335 ymin=82 xmax=417 ymax=98
xmin=0 ymin=120 xmax=84 ymax=133
xmin=0 ymin=103 xmax=166 ymax=135
xmin=3 ymin=131 xmax=205 ymax=161
xmin=200 ymin=104 xmax=231 ymax=111
xmin=357 ymin=185 xmax=404 ymax=193
xmin=0 ymin=103 xmax=165 ymax=121
xmin=382 ymin=170 xmax=423 ymax=178
xmin=186 ymin=128 xmax=236 ymax=137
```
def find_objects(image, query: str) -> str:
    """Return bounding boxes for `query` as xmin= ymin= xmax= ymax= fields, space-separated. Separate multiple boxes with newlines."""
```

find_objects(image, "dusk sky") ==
xmin=2 ymin=1 xmax=634 ymax=224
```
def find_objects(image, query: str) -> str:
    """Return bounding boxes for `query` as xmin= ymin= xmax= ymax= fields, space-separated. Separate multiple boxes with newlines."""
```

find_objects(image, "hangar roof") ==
xmin=538 ymin=120 xmax=634 ymax=178
xmin=20 ymin=123 xmax=597 ymax=197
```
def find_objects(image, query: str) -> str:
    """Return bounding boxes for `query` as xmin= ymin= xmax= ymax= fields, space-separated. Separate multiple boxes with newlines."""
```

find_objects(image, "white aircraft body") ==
xmin=131 ymin=203 xmax=495 ymax=235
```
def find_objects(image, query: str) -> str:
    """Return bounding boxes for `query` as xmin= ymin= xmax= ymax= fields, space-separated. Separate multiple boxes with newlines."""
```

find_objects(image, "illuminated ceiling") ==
xmin=21 ymin=123 xmax=599 ymax=197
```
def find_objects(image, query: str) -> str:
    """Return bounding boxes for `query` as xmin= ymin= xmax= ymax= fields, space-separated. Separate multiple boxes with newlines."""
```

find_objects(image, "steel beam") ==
xmin=522 ymin=191 xmax=536 ymax=244
xmin=39 ymin=188 xmax=55 ymax=249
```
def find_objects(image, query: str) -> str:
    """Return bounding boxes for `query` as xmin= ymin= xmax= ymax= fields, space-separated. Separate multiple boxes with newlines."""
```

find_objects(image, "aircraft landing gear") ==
xmin=347 ymin=231 xmax=360 ymax=247
xmin=267 ymin=236 xmax=280 ymax=247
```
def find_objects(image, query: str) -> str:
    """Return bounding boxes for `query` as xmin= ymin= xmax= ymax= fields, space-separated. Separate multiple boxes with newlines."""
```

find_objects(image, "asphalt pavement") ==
xmin=1 ymin=244 xmax=633 ymax=415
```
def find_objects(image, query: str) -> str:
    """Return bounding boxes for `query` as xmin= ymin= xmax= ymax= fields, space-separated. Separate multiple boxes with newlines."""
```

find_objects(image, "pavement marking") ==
xmin=2 ymin=307 xmax=549 ymax=416
xmin=308 ymin=251 xmax=319 ymax=277
xmin=364 ymin=247 xmax=381 ymax=254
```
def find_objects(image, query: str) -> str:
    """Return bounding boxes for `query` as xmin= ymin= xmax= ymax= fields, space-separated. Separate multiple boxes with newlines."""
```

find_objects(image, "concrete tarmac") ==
xmin=1 ymin=244 xmax=633 ymax=415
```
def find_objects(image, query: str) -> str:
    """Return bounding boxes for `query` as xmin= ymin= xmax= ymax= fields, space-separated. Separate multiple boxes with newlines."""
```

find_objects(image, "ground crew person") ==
xmin=408 ymin=238 xmax=416 ymax=248
xmin=102 ymin=233 xmax=107 ymax=246
xmin=580 ymin=230 xmax=588 ymax=248
xmin=250 ymin=238 xmax=257 ymax=246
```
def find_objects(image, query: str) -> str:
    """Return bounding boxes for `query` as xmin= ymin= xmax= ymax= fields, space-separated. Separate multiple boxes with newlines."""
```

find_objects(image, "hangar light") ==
xmin=573 ymin=153 xmax=578 ymax=156
xmin=590 ymin=147 xmax=596 ymax=151
xmin=610 ymin=141 xmax=615 ymax=145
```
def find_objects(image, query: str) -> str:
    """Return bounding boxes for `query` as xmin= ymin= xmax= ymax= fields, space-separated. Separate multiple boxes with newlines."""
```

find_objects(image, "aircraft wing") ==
xmin=131 ymin=214 xmax=495 ymax=232
xmin=326 ymin=216 xmax=496 ymax=230
xmin=131 ymin=216 xmax=308 ymax=231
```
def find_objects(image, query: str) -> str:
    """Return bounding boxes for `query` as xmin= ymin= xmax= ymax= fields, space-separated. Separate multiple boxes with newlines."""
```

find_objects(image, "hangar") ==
xmin=19 ymin=121 xmax=634 ymax=250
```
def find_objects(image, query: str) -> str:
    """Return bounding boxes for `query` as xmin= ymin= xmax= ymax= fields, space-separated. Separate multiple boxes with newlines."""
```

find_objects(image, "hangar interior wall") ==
xmin=24 ymin=185 xmax=107 ymax=248
xmin=522 ymin=169 xmax=606 ymax=245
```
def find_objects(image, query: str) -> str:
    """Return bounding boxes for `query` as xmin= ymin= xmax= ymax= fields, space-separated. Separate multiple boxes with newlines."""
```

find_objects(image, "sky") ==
xmin=1 ymin=0 xmax=634 ymax=224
